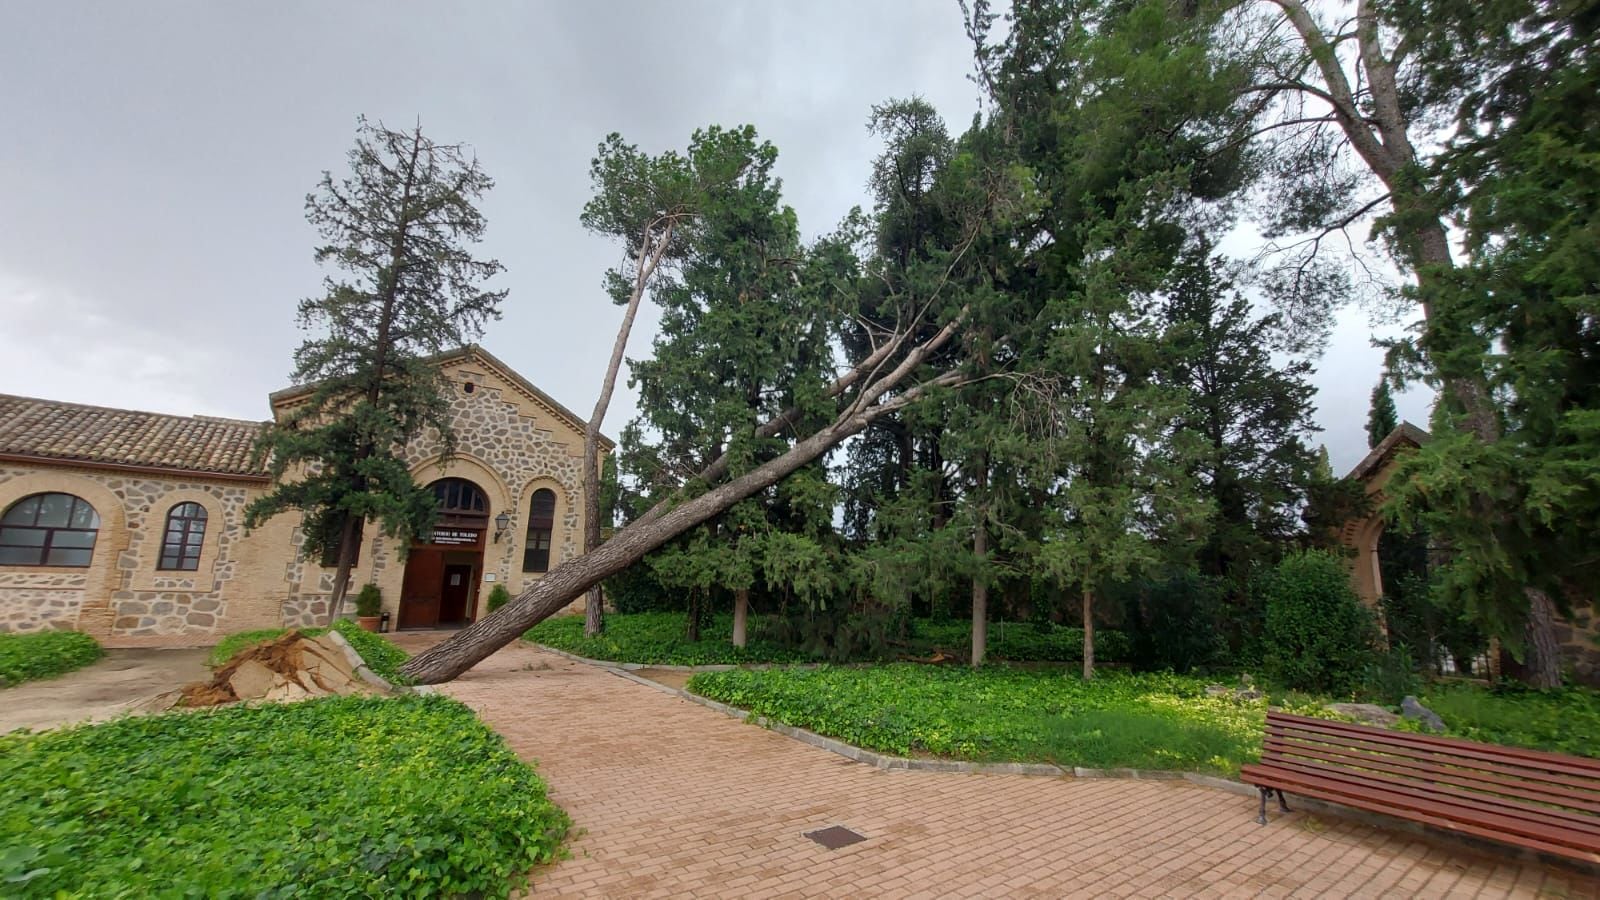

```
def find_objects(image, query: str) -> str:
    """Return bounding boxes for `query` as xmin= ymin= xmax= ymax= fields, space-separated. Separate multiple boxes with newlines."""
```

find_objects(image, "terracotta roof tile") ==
xmin=0 ymin=394 xmax=268 ymax=478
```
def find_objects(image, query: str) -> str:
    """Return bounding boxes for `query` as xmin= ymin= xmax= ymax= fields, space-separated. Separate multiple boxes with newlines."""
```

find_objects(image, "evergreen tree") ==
xmin=1367 ymin=380 xmax=1399 ymax=449
xmin=969 ymin=0 xmax=1252 ymax=676
xmin=619 ymin=125 xmax=839 ymax=646
xmin=247 ymin=119 xmax=504 ymax=623
xmin=1162 ymin=242 xmax=1321 ymax=586
xmin=1383 ymin=0 xmax=1600 ymax=683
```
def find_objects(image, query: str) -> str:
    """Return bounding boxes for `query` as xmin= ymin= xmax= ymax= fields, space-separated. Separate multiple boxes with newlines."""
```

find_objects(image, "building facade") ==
xmin=1338 ymin=422 xmax=1600 ymax=684
xmin=0 ymin=347 xmax=603 ymax=647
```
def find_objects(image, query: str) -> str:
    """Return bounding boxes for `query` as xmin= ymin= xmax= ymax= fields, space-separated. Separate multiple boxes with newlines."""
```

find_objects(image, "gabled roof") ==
xmin=0 ymin=394 xmax=269 ymax=479
xmin=1346 ymin=421 xmax=1430 ymax=483
xmin=268 ymin=344 xmax=613 ymax=450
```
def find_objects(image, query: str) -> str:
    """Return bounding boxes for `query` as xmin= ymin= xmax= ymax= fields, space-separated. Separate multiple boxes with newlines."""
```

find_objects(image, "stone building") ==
xmin=1338 ymin=422 xmax=1600 ymax=684
xmin=0 ymin=346 xmax=604 ymax=647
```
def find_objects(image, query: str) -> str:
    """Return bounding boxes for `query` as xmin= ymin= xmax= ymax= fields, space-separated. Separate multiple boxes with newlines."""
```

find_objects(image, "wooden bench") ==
xmin=1240 ymin=711 xmax=1600 ymax=865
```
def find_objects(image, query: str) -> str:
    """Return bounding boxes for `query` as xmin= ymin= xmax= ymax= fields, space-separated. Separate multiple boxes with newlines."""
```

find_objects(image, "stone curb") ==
xmin=323 ymin=627 xmax=403 ymax=694
xmin=604 ymin=665 xmax=1242 ymax=786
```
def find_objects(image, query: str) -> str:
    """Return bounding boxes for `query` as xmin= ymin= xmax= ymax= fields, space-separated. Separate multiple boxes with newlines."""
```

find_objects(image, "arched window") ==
xmin=431 ymin=478 xmax=487 ymax=515
xmin=158 ymin=502 xmax=207 ymax=571
xmin=522 ymin=489 xmax=556 ymax=573
xmin=0 ymin=492 xmax=100 ymax=567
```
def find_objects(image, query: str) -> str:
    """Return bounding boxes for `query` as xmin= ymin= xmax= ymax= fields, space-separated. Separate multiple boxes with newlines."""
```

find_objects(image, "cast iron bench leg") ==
xmin=1257 ymin=786 xmax=1270 ymax=825
xmin=1276 ymin=789 xmax=1290 ymax=813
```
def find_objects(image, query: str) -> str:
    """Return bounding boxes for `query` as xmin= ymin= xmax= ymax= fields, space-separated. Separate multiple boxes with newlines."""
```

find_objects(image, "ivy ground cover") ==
xmin=688 ymin=665 xmax=1282 ymax=775
xmin=0 ymin=694 xmax=568 ymax=898
xmin=1417 ymin=681 xmax=1600 ymax=758
xmin=525 ymin=611 xmax=1127 ymax=666
xmin=524 ymin=612 xmax=810 ymax=665
xmin=0 ymin=630 xmax=102 ymax=687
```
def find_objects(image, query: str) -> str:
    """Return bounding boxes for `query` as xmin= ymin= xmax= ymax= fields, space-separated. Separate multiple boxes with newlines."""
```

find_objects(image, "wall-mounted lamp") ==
xmin=493 ymin=511 xmax=511 ymax=543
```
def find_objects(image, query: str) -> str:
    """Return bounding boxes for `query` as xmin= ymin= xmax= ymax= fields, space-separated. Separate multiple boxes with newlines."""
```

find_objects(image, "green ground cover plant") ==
xmin=526 ymin=612 xmax=1128 ymax=666
xmin=0 ymin=694 xmax=567 ymax=897
xmin=207 ymin=620 xmax=411 ymax=682
xmin=908 ymin=620 xmax=1130 ymax=663
xmin=1418 ymin=682 xmax=1600 ymax=758
xmin=0 ymin=631 xmax=103 ymax=687
xmin=525 ymin=612 xmax=810 ymax=665
xmin=688 ymin=665 xmax=1313 ymax=774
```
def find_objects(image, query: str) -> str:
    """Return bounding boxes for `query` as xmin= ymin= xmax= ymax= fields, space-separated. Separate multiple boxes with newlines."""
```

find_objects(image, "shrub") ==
xmin=354 ymin=583 xmax=382 ymax=617
xmin=206 ymin=621 xmax=410 ymax=683
xmin=0 ymin=630 xmax=103 ymax=687
xmin=605 ymin=562 xmax=682 ymax=614
xmin=1361 ymin=644 xmax=1421 ymax=705
xmin=486 ymin=584 xmax=512 ymax=612
xmin=524 ymin=612 xmax=1129 ymax=666
xmin=525 ymin=612 xmax=808 ymax=665
xmin=1259 ymin=550 xmax=1378 ymax=694
xmin=0 ymin=694 xmax=568 ymax=896
xmin=1116 ymin=570 xmax=1228 ymax=673
xmin=908 ymin=619 xmax=1129 ymax=663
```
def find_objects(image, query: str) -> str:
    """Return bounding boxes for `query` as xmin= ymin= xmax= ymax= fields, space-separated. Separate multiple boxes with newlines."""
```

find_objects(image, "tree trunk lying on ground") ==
xmin=400 ymin=309 xmax=970 ymax=683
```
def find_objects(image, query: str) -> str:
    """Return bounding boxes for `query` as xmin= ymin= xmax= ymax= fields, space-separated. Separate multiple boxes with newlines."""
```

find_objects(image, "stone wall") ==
xmin=0 ymin=584 xmax=84 ymax=633
xmin=1557 ymin=607 xmax=1600 ymax=686
xmin=0 ymin=349 xmax=595 ymax=644
xmin=0 ymin=464 xmax=274 ymax=643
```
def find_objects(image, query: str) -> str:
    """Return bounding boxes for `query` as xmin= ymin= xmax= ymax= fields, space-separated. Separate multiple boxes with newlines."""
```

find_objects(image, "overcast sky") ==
xmin=0 ymin=1 xmax=1427 ymax=474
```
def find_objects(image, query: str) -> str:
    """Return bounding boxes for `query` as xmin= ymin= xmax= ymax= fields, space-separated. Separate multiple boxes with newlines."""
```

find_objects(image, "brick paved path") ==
xmin=394 ymin=635 xmax=1594 ymax=898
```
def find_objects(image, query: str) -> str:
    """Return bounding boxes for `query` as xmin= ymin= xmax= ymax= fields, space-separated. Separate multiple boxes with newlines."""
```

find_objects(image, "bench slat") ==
xmin=1257 ymin=754 xmax=1600 ymax=837
xmin=1246 ymin=711 xmax=1600 ymax=866
xmin=1263 ymin=735 xmax=1600 ymax=814
xmin=1241 ymin=763 xmax=1600 ymax=865
xmin=1268 ymin=721 xmax=1600 ymax=792
xmin=1268 ymin=713 xmax=1600 ymax=778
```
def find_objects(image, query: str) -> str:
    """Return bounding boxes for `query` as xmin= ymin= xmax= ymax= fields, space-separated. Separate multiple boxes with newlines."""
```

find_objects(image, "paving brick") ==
xmin=393 ymin=636 xmax=1598 ymax=899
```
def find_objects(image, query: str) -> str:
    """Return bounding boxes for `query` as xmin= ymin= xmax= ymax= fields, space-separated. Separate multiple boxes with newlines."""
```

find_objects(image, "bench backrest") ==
xmin=1263 ymin=711 xmax=1600 ymax=829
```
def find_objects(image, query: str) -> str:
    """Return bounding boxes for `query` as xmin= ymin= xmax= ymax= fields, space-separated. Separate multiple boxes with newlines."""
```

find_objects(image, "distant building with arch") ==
xmin=1337 ymin=422 xmax=1600 ymax=684
xmin=1336 ymin=421 xmax=1431 ymax=606
xmin=0 ymin=346 xmax=605 ymax=646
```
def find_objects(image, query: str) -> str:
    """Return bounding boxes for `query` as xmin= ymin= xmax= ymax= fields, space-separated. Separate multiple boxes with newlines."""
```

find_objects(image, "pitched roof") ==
xmin=0 ymin=394 xmax=269 ymax=479
xmin=1346 ymin=421 xmax=1430 ymax=483
xmin=268 ymin=344 xmax=613 ymax=450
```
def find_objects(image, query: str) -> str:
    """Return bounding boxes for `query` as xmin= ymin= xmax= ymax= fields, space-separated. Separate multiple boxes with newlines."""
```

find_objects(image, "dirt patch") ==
xmin=0 ymin=647 xmax=211 ymax=734
xmin=180 ymin=629 xmax=386 ymax=707
xmin=632 ymin=668 xmax=693 ymax=691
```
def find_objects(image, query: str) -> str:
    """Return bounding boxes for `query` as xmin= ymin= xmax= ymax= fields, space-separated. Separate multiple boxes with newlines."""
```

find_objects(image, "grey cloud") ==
xmin=0 ymin=1 xmax=1415 ymax=476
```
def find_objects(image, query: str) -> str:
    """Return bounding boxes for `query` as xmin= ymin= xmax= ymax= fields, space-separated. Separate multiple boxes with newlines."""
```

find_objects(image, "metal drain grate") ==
xmin=803 ymin=825 xmax=866 ymax=850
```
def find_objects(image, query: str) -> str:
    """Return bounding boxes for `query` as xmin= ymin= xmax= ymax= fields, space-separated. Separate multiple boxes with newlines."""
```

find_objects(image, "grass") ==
xmin=525 ymin=612 xmax=811 ymax=665
xmin=0 ymin=630 xmax=103 ymax=687
xmin=1419 ymin=681 xmax=1600 ymax=758
xmin=525 ymin=611 xmax=1128 ymax=666
xmin=207 ymin=620 xmax=411 ymax=683
xmin=688 ymin=665 xmax=1314 ymax=775
xmin=0 ymin=694 xmax=567 ymax=897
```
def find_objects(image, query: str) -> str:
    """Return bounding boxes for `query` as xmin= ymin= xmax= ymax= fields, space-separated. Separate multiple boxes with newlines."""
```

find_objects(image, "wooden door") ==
xmin=438 ymin=564 xmax=473 ymax=624
xmin=399 ymin=549 xmax=444 ymax=629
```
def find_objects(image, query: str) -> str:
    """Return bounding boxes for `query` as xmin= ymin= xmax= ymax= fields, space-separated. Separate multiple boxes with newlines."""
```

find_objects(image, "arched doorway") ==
xmin=398 ymin=478 xmax=488 ymax=630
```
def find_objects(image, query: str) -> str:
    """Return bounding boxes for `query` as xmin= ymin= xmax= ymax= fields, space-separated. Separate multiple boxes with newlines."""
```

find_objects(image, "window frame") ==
xmin=521 ymin=488 xmax=557 ymax=574
xmin=0 ymin=492 xmax=101 ymax=568
xmin=157 ymin=501 xmax=208 ymax=571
